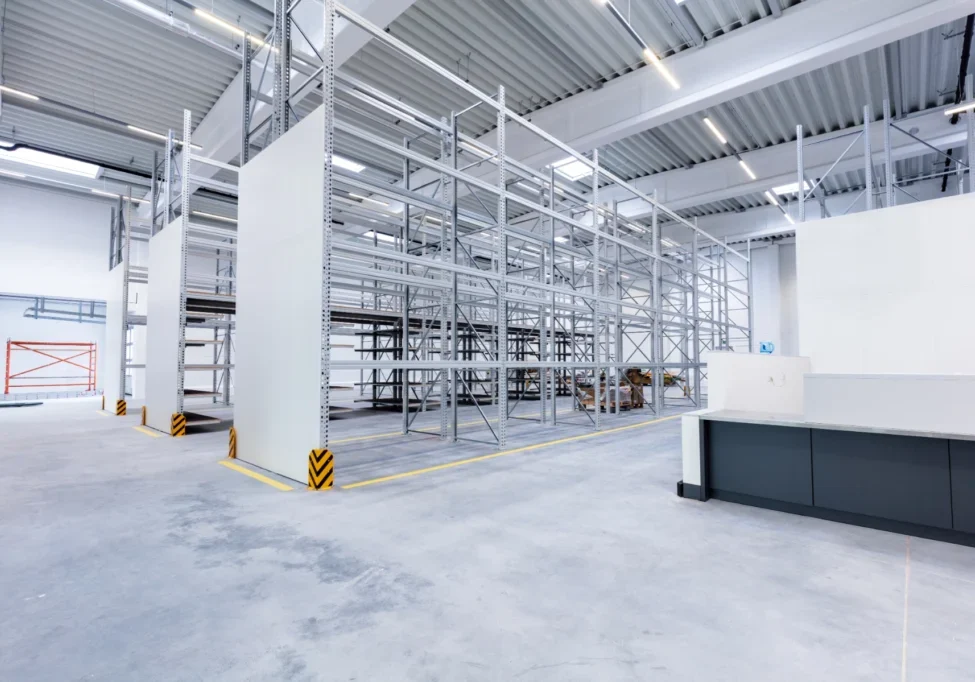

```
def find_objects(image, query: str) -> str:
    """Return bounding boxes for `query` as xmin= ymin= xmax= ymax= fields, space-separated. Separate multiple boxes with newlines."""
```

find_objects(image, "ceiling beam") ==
xmin=602 ymin=106 xmax=963 ymax=219
xmin=469 ymin=0 xmax=974 ymax=172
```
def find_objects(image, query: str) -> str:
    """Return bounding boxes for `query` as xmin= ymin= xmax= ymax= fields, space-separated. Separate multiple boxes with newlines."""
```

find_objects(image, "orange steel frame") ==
xmin=4 ymin=340 xmax=97 ymax=394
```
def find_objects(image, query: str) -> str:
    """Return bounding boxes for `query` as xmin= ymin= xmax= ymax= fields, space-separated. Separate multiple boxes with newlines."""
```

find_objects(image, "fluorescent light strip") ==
xmin=641 ymin=48 xmax=680 ymax=90
xmin=0 ymin=85 xmax=40 ymax=102
xmin=192 ymin=210 xmax=237 ymax=223
xmin=764 ymin=190 xmax=780 ymax=207
xmin=703 ymin=117 xmax=727 ymax=145
xmin=0 ymin=139 xmax=14 ymax=148
xmin=945 ymin=102 xmax=975 ymax=116
xmin=127 ymin=125 xmax=203 ymax=151
xmin=195 ymin=9 xmax=273 ymax=49
xmin=739 ymin=160 xmax=757 ymax=180
xmin=0 ymin=147 xmax=100 ymax=178
xmin=91 ymin=189 xmax=148 ymax=204
xmin=785 ymin=214 xmax=795 ymax=225
xmin=0 ymin=169 xmax=26 ymax=179
xmin=332 ymin=155 xmax=365 ymax=173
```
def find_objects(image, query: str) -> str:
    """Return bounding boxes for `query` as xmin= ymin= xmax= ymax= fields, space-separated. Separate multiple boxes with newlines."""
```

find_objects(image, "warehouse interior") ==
xmin=3 ymin=0 xmax=975 ymax=679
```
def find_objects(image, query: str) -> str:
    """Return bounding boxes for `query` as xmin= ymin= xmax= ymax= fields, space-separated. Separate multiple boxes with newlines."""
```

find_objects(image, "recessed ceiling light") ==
xmin=0 ymin=147 xmax=100 ymax=178
xmin=552 ymin=156 xmax=592 ymax=181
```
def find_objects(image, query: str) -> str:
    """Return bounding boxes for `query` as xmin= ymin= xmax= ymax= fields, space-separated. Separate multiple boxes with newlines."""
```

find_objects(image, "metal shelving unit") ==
xmin=239 ymin=0 xmax=751 ymax=455
xmin=151 ymin=110 xmax=237 ymax=433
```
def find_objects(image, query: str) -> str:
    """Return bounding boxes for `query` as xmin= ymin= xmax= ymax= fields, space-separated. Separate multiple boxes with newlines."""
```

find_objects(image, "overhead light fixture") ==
xmin=703 ymin=117 xmax=728 ymax=145
xmin=0 ymin=139 xmax=15 ymax=148
xmin=194 ymin=9 xmax=270 ymax=48
xmin=349 ymin=192 xmax=389 ymax=206
xmin=552 ymin=156 xmax=592 ymax=181
xmin=785 ymin=214 xmax=796 ymax=225
xmin=0 ymin=85 xmax=40 ymax=102
xmin=772 ymin=181 xmax=811 ymax=196
xmin=192 ymin=210 xmax=237 ymax=223
xmin=764 ymin=190 xmax=780 ymax=207
xmin=364 ymin=230 xmax=396 ymax=244
xmin=641 ymin=48 xmax=680 ymax=90
xmin=127 ymin=125 xmax=203 ymax=151
xmin=0 ymin=147 xmax=100 ymax=178
xmin=945 ymin=101 xmax=975 ymax=116
xmin=91 ymin=189 xmax=149 ymax=204
xmin=332 ymin=154 xmax=365 ymax=173
xmin=555 ymin=236 xmax=569 ymax=243
xmin=739 ymin=160 xmax=757 ymax=180
xmin=662 ymin=238 xmax=680 ymax=248
xmin=0 ymin=169 xmax=26 ymax=179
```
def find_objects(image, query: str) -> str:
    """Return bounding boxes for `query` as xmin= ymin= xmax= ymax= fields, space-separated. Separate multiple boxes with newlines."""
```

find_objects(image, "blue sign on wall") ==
xmin=759 ymin=341 xmax=775 ymax=355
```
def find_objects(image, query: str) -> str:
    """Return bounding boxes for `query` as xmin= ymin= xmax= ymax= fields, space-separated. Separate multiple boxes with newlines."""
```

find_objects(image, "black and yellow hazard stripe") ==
xmin=308 ymin=449 xmax=334 ymax=490
xmin=171 ymin=412 xmax=187 ymax=437
xmin=141 ymin=405 xmax=147 ymax=426
xmin=115 ymin=399 xmax=127 ymax=416
xmin=228 ymin=426 xmax=237 ymax=459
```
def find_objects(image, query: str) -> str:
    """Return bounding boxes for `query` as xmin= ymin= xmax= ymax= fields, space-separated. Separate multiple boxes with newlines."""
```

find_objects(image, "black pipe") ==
xmin=941 ymin=14 xmax=974 ymax=192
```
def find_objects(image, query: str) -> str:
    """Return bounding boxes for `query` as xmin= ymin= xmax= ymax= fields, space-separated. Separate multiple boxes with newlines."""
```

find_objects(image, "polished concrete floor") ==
xmin=2 ymin=398 xmax=975 ymax=680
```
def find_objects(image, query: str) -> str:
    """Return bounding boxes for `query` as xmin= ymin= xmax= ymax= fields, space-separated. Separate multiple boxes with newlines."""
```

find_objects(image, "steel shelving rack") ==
xmin=239 ymin=0 xmax=752 ymax=457
xmin=146 ymin=111 xmax=237 ymax=434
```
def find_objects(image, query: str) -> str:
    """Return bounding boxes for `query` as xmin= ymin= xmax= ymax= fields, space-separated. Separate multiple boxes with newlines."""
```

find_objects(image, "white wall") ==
xmin=0 ymin=181 xmax=111 ymax=300
xmin=749 ymin=241 xmax=798 ymax=357
xmin=236 ymin=112 xmax=326 ymax=483
xmin=706 ymin=351 xmax=810 ymax=415
xmin=798 ymin=191 xmax=975 ymax=374
xmin=0 ymin=299 xmax=105 ymax=394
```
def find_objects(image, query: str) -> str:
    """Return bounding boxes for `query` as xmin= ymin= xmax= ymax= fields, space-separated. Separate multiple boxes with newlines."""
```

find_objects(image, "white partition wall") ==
xmin=797 ymin=192 xmax=975 ymax=374
xmin=235 ymin=113 xmax=325 ymax=483
xmin=144 ymin=221 xmax=183 ymax=433
xmin=705 ymin=351 xmax=810 ymax=415
xmin=102 ymin=265 xmax=127 ymax=408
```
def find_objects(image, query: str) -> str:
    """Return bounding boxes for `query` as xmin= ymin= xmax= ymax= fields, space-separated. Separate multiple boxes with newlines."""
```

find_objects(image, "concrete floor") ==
xmin=2 ymin=398 xmax=975 ymax=681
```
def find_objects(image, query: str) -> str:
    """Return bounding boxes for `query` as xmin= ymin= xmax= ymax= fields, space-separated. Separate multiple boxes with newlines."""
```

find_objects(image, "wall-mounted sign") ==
xmin=759 ymin=341 xmax=775 ymax=355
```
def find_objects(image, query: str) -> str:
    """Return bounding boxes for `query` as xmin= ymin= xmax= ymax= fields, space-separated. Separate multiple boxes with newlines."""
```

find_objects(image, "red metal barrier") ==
xmin=4 ymin=340 xmax=97 ymax=394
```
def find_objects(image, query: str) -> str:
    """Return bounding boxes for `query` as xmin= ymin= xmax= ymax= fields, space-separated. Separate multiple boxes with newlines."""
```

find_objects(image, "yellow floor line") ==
xmin=331 ymin=409 xmax=576 ymax=445
xmin=342 ymin=413 xmax=681 ymax=490
xmin=132 ymin=425 xmax=162 ymax=438
xmin=218 ymin=460 xmax=294 ymax=491
xmin=96 ymin=410 xmax=115 ymax=417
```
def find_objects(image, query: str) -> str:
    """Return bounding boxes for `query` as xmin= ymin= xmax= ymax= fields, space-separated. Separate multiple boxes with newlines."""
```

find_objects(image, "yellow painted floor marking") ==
xmin=132 ymin=425 xmax=162 ymax=438
xmin=219 ymin=460 xmax=294 ymax=491
xmin=342 ymin=413 xmax=681 ymax=490
xmin=96 ymin=410 xmax=115 ymax=417
xmin=331 ymin=409 xmax=576 ymax=445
